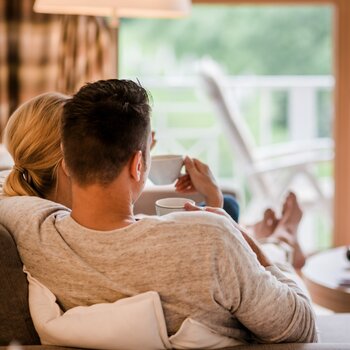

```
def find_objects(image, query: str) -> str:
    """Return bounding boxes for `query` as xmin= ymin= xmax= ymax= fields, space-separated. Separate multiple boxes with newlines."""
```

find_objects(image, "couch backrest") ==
xmin=0 ymin=224 xmax=40 ymax=345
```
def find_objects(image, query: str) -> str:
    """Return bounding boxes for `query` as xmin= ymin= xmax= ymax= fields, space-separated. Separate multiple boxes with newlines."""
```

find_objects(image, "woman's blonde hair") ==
xmin=4 ymin=92 xmax=69 ymax=198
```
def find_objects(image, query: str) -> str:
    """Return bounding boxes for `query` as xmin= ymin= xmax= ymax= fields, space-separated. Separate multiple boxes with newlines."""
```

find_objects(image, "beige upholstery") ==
xmin=134 ymin=182 xmax=238 ymax=215
xmin=134 ymin=184 xmax=205 ymax=215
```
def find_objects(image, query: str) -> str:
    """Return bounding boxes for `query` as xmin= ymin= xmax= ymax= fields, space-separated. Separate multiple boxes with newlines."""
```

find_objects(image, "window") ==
xmin=120 ymin=4 xmax=334 ymax=252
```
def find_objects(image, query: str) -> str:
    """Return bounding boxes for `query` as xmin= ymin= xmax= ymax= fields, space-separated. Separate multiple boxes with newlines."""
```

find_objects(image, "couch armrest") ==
xmin=134 ymin=182 xmax=239 ymax=216
xmin=134 ymin=184 xmax=205 ymax=215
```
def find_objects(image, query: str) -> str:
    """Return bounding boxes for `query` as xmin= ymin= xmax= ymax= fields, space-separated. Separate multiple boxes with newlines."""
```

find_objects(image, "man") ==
xmin=0 ymin=79 xmax=317 ymax=344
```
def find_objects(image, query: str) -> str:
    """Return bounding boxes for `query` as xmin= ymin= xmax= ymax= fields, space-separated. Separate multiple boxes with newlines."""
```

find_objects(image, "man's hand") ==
xmin=184 ymin=202 xmax=272 ymax=267
xmin=175 ymin=157 xmax=223 ymax=208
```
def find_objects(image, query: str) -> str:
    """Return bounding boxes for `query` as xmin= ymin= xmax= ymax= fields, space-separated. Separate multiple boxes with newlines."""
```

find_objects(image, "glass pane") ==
xmin=120 ymin=5 xmax=334 ymax=253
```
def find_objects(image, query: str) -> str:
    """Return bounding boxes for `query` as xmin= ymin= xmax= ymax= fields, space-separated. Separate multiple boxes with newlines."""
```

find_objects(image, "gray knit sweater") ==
xmin=0 ymin=195 xmax=317 ymax=344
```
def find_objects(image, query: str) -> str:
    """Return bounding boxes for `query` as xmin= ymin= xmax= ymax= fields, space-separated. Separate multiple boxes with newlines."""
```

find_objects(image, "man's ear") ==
xmin=130 ymin=150 xmax=143 ymax=182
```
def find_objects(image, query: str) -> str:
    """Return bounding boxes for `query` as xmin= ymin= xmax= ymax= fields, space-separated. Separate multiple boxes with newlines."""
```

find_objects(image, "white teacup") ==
xmin=155 ymin=197 xmax=195 ymax=216
xmin=148 ymin=155 xmax=184 ymax=185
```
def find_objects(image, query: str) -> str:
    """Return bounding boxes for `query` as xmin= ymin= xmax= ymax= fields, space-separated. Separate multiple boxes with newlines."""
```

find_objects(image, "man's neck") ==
xmin=70 ymin=178 xmax=136 ymax=231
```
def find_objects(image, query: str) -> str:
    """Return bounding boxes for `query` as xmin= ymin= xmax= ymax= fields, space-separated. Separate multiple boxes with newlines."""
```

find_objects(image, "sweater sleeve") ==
xmin=0 ymin=196 xmax=69 ymax=242
xmin=212 ymin=222 xmax=318 ymax=344
xmin=0 ymin=196 xmax=32 ymax=237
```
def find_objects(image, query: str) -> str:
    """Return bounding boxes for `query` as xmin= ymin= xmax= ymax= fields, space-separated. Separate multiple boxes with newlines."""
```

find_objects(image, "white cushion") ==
xmin=25 ymin=267 xmax=242 ymax=349
xmin=26 ymin=268 xmax=171 ymax=350
xmin=170 ymin=318 xmax=243 ymax=349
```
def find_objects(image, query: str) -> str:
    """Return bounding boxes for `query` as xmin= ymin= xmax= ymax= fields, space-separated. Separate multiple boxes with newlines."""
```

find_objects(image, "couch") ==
xmin=1 ymin=186 xmax=350 ymax=349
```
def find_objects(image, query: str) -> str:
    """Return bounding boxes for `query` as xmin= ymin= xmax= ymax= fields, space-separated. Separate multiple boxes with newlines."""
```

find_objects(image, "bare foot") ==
xmin=281 ymin=192 xmax=302 ymax=233
xmin=252 ymin=208 xmax=279 ymax=239
xmin=271 ymin=192 xmax=306 ymax=269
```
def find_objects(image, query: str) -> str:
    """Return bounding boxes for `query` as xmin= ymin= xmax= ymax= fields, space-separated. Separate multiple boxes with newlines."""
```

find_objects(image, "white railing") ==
xmin=143 ymin=75 xmax=334 ymax=181
xmin=143 ymin=75 xmax=335 ymax=251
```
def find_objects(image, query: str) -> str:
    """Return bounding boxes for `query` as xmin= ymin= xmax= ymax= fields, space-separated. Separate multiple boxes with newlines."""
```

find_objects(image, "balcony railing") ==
xmin=142 ymin=74 xmax=334 ymax=251
xmin=143 ymin=74 xmax=334 ymax=179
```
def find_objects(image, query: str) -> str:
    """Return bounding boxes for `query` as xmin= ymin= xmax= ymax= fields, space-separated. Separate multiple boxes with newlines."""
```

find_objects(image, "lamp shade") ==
xmin=34 ymin=0 xmax=191 ymax=18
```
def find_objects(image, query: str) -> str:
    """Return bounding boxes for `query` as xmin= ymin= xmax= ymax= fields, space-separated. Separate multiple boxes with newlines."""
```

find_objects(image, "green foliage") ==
xmin=120 ymin=5 xmax=332 ymax=75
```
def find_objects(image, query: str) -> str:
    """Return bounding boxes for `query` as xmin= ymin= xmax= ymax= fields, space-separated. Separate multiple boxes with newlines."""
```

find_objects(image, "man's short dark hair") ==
xmin=62 ymin=79 xmax=151 ymax=185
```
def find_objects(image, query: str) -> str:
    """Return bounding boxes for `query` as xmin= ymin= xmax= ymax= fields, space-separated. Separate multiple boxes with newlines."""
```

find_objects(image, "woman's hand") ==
xmin=184 ymin=201 xmax=230 ymax=220
xmin=175 ymin=157 xmax=223 ymax=208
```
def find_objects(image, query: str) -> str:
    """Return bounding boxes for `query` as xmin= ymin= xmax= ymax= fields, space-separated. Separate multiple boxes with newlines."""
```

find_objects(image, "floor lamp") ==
xmin=33 ymin=0 xmax=191 ymax=77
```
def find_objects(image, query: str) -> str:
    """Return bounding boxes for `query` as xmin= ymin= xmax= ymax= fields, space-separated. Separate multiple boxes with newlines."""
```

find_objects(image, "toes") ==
xmin=270 ymin=209 xmax=277 ymax=221
xmin=264 ymin=208 xmax=273 ymax=219
xmin=288 ymin=191 xmax=297 ymax=200
xmin=264 ymin=208 xmax=275 ymax=226
xmin=282 ymin=192 xmax=296 ymax=215
xmin=286 ymin=192 xmax=303 ymax=219
xmin=287 ymin=192 xmax=297 ymax=206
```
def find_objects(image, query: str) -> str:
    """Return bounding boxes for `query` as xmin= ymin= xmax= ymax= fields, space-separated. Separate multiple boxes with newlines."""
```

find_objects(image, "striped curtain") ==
xmin=0 ymin=0 xmax=114 ymax=139
xmin=0 ymin=0 xmax=60 ymax=138
xmin=57 ymin=16 xmax=114 ymax=95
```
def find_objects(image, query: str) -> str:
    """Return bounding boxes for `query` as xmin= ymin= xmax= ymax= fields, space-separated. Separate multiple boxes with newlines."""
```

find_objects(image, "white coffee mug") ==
xmin=155 ymin=197 xmax=195 ymax=216
xmin=148 ymin=155 xmax=183 ymax=185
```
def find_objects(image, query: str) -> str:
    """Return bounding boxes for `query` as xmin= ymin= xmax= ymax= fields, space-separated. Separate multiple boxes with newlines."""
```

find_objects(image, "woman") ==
xmin=3 ymin=92 xmax=71 ymax=207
